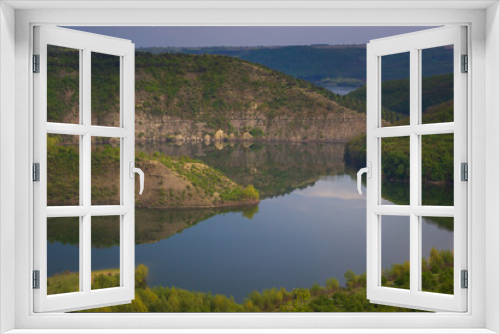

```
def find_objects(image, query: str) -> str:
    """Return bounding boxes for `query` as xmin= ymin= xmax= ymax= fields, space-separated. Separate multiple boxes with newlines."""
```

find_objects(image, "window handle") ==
xmin=357 ymin=162 xmax=371 ymax=195
xmin=129 ymin=161 xmax=145 ymax=195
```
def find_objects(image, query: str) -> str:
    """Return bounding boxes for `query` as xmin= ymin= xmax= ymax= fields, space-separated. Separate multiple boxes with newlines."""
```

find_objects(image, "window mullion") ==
xmin=82 ymin=47 xmax=92 ymax=294
xmin=82 ymin=48 xmax=91 ymax=207
xmin=409 ymin=48 xmax=420 ymax=295
xmin=82 ymin=214 xmax=91 ymax=293
xmin=78 ymin=48 xmax=84 ymax=293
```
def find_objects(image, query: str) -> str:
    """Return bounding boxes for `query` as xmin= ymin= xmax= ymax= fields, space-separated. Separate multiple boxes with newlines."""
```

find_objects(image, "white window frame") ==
xmin=365 ymin=26 xmax=468 ymax=312
xmin=33 ymin=26 xmax=136 ymax=313
xmin=0 ymin=1 xmax=499 ymax=333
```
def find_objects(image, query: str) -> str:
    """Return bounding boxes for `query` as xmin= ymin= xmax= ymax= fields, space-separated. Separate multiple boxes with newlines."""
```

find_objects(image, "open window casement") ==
xmin=33 ymin=26 xmax=141 ymax=312
xmin=361 ymin=26 xmax=467 ymax=312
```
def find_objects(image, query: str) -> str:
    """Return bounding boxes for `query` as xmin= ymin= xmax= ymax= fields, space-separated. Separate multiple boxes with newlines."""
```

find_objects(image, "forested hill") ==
xmin=49 ymin=49 xmax=366 ymax=142
xmin=346 ymin=73 xmax=453 ymax=117
xmin=336 ymin=73 xmax=454 ymax=124
xmin=139 ymin=45 xmax=368 ymax=86
xmin=134 ymin=52 xmax=365 ymax=142
xmin=137 ymin=45 xmax=454 ymax=87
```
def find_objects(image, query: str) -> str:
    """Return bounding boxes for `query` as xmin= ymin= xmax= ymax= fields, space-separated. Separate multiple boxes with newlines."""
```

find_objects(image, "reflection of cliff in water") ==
xmin=136 ymin=142 xmax=347 ymax=199
xmin=48 ymin=206 xmax=259 ymax=247
xmin=134 ymin=206 xmax=258 ymax=244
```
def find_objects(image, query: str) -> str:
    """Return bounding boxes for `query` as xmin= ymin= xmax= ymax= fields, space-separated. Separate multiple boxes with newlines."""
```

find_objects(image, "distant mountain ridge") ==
xmin=48 ymin=45 xmax=453 ymax=145
xmin=138 ymin=45 xmax=367 ymax=87
xmin=137 ymin=44 xmax=454 ymax=87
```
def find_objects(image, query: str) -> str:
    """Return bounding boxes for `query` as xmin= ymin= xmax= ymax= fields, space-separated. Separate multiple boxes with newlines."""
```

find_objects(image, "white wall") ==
xmin=2 ymin=3 xmax=496 ymax=332
xmin=0 ymin=2 xmax=16 ymax=333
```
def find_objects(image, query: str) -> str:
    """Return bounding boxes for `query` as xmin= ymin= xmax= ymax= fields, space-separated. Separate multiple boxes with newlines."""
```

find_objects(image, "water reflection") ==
xmin=47 ymin=142 xmax=454 ymax=302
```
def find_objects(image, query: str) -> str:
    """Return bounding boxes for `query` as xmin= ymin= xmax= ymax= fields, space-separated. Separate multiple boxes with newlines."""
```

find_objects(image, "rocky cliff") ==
xmin=48 ymin=49 xmax=366 ymax=143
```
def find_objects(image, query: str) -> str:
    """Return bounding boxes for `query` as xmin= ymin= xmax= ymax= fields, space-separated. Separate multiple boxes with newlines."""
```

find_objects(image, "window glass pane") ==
xmin=47 ymin=134 xmax=79 ymax=206
xmin=421 ymin=45 xmax=454 ymax=124
xmin=381 ymin=136 xmax=410 ymax=205
xmin=91 ymin=138 xmax=120 ymax=205
xmin=421 ymin=216 xmax=454 ymax=294
xmin=91 ymin=216 xmax=121 ymax=290
xmin=381 ymin=52 xmax=410 ymax=127
xmin=381 ymin=215 xmax=410 ymax=290
xmin=47 ymin=217 xmax=80 ymax=295
xmin=91 ymin=52 xmax=120 ymax=127
xmin=47 ymin=45 xmax=80 ymax=124
xmin=421 ymin=134 xmax=454 ymax=206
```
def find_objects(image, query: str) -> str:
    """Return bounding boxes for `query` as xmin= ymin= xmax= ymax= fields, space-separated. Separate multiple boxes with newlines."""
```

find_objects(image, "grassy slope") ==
xmin=47 ymin=138 xmax=259 ymax=208
xmin=135 ymin=150 xmax=259 ymax=208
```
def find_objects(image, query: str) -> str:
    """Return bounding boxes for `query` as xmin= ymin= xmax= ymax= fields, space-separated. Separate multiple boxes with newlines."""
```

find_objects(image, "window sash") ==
xmin=32 ymin=26 xmax=136 ymax=313
xmin=366 ymin=26 xmax=467 ymax=312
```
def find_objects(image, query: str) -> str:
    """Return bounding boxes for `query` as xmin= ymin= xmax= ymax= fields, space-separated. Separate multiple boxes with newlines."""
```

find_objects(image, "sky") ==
xmin=67 ymin=26 xmax=434 ymax=48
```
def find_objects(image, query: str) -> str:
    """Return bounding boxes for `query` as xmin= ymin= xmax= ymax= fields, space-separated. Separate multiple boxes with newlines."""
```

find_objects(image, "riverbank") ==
xmin=46 ymin=248 xmax=451 ymax=312
xmin=135 ymin=151 xmax=260 ymax=209
xmin=47 ymin=137 xmax=260 ymax=209
xmin=136 ymin=133 xmax=361 ymax=145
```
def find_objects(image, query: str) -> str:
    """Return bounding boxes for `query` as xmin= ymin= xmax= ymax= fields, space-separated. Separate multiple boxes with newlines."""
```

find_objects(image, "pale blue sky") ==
xmin=67 ymin=26 xmax=433 ymax=48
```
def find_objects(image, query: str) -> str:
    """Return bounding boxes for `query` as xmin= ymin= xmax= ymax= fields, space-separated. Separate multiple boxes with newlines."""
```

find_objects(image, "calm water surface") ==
xmin=47 ymin=142 xmax=453 ymax=302
xmin=323 ymin=86 xmax=358 ymax=95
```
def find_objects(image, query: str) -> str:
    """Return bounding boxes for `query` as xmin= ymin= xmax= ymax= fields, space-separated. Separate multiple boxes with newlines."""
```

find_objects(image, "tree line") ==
xmin=46 ymin=248 xmax=454 ymax=313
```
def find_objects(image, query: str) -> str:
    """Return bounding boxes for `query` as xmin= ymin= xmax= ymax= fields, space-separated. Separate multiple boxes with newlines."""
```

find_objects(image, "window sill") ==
xmin=3 ymin=329 xmax=498 ymax=334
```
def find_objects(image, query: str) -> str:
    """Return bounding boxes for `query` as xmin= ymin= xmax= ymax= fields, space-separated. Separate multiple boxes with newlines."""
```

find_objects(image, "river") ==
xmin=321 ymin=85 xmax=359 ymax=95
xmin=47 ymin=142 xmax=454 ymax=303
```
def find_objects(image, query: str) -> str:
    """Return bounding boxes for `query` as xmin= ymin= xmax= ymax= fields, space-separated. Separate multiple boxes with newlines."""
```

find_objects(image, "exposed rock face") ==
xmin=48 ymin=50 xmax=367 ymax=144
xmin=214 ymin=129 xmax=226 ymax=141
xmin=131 ymin=52 xmax=367 ymax=143
xmin=242 ymin=132 xmax=253 ymax=141
xmin=135 ymin=111 xmax=365 ymax=143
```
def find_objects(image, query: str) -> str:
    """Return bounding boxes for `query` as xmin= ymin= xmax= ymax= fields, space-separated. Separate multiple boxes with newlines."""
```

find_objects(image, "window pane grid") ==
xmin=34 ymin=25 xmax=135 ymax=313
xmin=45 ymin=50 xmax=126 ymax=290
xmin=373 ymin=123 xmax=454 ymax=138
xmin=378 ymin=54 xmax=455 ymax=209
xmin=43 ymin=46 xmax=128 ymax=303
xmin=376 ymin=44 xmax=457 ymax=297
xmin=47 ymin=206 xmax=129 ymax=217
xmin=46 ymin=125 xmax=130 ymax=138
xmin=366 ymin=26 xmax=466 ymax=312
xmin=373 ymin=205 xmax=454 ymax=217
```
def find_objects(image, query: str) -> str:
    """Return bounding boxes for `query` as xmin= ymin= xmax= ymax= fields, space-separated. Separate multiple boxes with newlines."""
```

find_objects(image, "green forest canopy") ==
xmin=45 ymin=248 xmax=454 ymax=313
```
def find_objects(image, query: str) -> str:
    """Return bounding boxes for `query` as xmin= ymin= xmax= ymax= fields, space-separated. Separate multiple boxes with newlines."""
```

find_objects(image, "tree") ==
xmin=135 ymin=264 xmax=148 ymax=289
xmin=344 ymin=270 xmax=357 ymax=288
xmin=310 ymin=283 xmax=323 ymax=295
xmin=326 ymin=277 xmax=340 ymax=292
